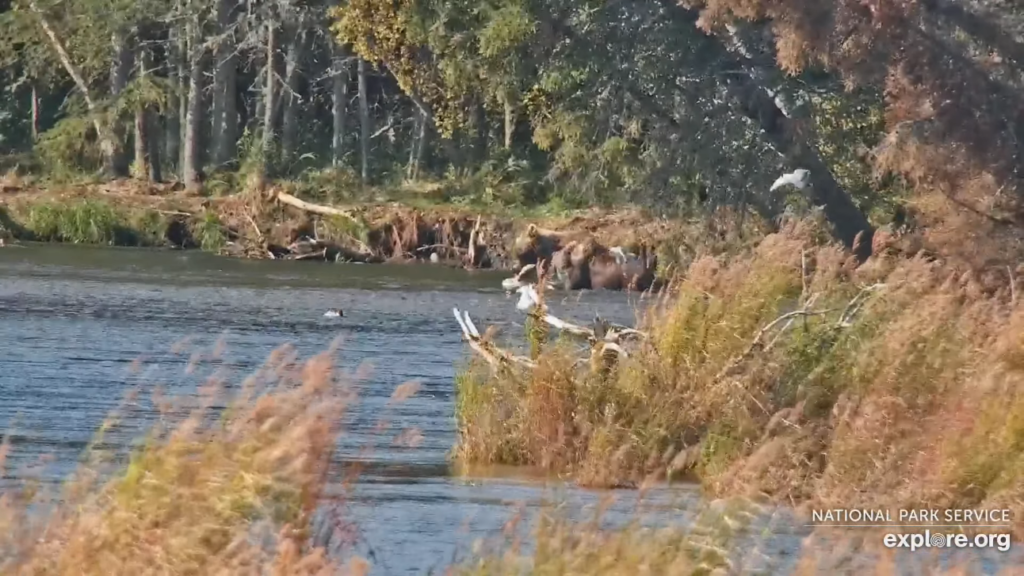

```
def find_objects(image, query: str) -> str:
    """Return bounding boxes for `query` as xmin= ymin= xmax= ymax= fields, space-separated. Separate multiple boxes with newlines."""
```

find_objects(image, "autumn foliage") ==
xmin=688 ymin=0 xmax=1024 ymax=268
xmin=455 ymin=216 xmax=1024 ymax=538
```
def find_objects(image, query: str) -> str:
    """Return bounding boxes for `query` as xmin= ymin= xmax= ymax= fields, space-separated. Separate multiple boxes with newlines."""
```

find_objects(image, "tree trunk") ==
xmin=165 ymin=78 xmax=181 ymax=175
xmin=331 ymin=43 xmax=349 ymax=167
xmin=415 ymin=109 xmax=428 ymax=176
xmin=211 ymin=0 xmax=239 ymax=168
xmin=254 ymin=64 xmax=265 ymax=140
xmin=280 ymin=23 xmax=306 ymax=165
xmin=441 ymin=137 xmax=459 ymax=169
xmin=133 ymin=46 xmax=151 ymax=181
xmin=357 ymin=57 xmax=370 ymax=182
xmin=406 ymin=107 xmax=428 ymax=181
xmin=182 ymin=12 xmax=206 ymax=191
xmin=108 ymin=31 xmax=134 ymax=177
xmin=30 ymin=85 xmax=39 ymax=140
xmin=236 ymin=83 xmax=250 ymax=135
xmin=147 ymin=109 xmax=162 ymax=183
xmin=260 ymin=20 xmax=276 ymax=174
xmin=406 ymin=110 xmax=420 ymax=180
xmin=166 ymin=3 xmax=185 ymax=175
xmin=474 ymin=99 xmax=487 ymax=164
xmin=133 ymin=44 xmax=161 ymax=182
xmin=503 ymin=90 xmax=514 ymax=150
xmin=262 ymin=21 xmax=278 ymax=161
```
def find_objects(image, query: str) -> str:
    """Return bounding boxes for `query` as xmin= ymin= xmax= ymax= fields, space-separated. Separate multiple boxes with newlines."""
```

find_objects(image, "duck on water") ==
xmin=323 ymin=309 xmax=344 ymax=318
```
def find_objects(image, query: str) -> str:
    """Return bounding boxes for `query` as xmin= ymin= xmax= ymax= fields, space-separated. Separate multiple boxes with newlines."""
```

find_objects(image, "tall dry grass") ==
xmin=1 ymin=300 xmax=1020 ymax=573
xmin=457 ymin=497 xmax=764 ymax=575
xmin=456 ymin=502 xmax=1012 ymax=575
xmin=453 ymin=216 xmax=1024 ymax=537
xmin=0 ymin=341 xmax=374 ymax=575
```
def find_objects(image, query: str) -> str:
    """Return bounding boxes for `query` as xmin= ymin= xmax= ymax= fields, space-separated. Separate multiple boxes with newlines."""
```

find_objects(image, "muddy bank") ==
xmin=0 ymin=182 xmax=688 ymax=272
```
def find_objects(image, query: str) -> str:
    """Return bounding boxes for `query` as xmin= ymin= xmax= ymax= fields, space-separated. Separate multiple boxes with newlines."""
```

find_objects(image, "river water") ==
xmin=0 ymin=244 xmax=1019 ymax=574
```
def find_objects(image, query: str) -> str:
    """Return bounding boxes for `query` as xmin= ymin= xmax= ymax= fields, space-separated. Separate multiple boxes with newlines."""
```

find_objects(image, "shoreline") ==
xmin=0 ymin=181 xmax=684 ymax=272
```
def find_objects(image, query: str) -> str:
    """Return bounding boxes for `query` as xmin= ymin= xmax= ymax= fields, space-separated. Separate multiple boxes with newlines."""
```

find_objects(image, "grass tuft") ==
xmin=0 ymin=343 xmax=368 ymax=575
xmin=24 ymin=200 xmax=134 ymax=245
xmin=192 ymin=211 xmax=229 ymax=252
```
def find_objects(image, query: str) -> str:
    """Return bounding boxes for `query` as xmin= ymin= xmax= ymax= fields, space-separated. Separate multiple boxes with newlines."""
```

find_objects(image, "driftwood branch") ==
xmin=767 ymin=293 xmax=820 ymax=351
xmin=719 ymin=283 xmax=887 ymax=380
xmin=747 ymin=308 xmax=837 ymax=355
xmin=515 ymin=284 xmax=648 ymax=345
xmin=275 ymin=190 xmax=358 ymax=223
xmin=453 ymin=308 xmax=536 ymax=371
xmin=242 ymin=209 xmax=276 ymax=260
xmin=837 ymin=283 xmax=886 ymax=327
xmin=457 ymin=257 xmax=649 ymax=376
xmin=273 ymin=191 xmax=375 ymax=256
xmin=291 ymin=248 xmax=328 ymax=261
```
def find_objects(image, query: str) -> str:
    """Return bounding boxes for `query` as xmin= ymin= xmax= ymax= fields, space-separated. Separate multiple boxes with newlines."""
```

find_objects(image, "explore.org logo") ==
xmin=807 ymin=508 xmax=1014 ymax=553
xmin=883 ymin=530 xmax=1012 ymax=552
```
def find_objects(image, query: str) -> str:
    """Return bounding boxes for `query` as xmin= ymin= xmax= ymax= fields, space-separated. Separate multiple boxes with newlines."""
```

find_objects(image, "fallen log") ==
xmin=289 ymin=248 xmax=329 ymax=261
xmin=275 ymin=190 xmax=358 ymax=223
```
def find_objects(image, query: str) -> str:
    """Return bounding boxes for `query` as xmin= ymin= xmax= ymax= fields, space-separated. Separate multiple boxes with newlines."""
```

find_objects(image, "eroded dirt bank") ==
xmin=0 ymin=181 xmax=691 ymax=271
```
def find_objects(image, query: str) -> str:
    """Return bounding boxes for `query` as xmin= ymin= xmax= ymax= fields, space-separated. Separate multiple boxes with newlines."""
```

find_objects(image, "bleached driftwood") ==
xmin=275 ymin=190 xmax=358 ymax=223
xmin=514 ymin=284 xmax=647 ymax=347
xmin=836 ymin=283 xmax=886 ymax=327
xmin=453 ymin=299 xmax=639 ymax=372
xmin=453 ymin=307 xmax=536 ymax=371
xmin=458 ymin=256 xmax=649 ymax=373
xmin=290 ymin=248 xmax=328 ymax=261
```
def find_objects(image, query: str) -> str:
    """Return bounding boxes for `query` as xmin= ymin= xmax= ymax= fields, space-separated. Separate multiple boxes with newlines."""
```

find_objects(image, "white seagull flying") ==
xmin=770 ymin=169 xmax=811 ymax=192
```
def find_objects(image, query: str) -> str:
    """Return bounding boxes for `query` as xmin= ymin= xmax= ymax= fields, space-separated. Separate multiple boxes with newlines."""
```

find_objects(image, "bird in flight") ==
xmin=770 ymin=169 xmax=811 ymax=192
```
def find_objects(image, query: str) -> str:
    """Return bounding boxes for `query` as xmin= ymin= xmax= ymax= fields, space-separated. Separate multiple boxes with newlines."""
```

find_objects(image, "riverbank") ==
xmin=453 ymin=216 xmax=1024 ymax=539
xmin=0 ymin=179 xmax=700 ymax=272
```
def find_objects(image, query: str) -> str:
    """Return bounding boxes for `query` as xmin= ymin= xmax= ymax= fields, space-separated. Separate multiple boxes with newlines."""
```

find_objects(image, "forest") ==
xmin=0 ymin=0 xmax=1022 ymax=267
